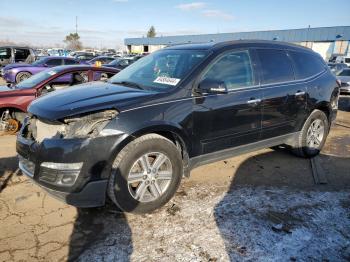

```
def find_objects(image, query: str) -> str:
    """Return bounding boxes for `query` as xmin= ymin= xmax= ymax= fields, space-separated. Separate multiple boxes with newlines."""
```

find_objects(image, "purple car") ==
xmin=2 ymin=56 xmax=80 ymax=84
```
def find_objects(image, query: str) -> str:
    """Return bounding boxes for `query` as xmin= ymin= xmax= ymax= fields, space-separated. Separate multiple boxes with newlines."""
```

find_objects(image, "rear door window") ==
xmin=0 ymin=48 xmax=11 ymax=59
xmin=14 ymin=48 xmax=29 ymax=60
xmin=256 ymin=49 xmax=294 ymax=84
xmin=289 ymin=51 xmax=326 ymax=79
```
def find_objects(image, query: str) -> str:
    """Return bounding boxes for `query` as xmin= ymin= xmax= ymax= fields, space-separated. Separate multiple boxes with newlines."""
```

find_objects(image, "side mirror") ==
xmin=197 ymin=78 xmax=228 ymax=94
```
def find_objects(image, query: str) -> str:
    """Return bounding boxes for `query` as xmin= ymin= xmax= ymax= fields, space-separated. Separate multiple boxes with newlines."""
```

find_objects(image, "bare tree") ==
xmin=147 ymin=26 xmax=156 ymax=38
xmin=64 ymin=33 xmax=83 ymax=50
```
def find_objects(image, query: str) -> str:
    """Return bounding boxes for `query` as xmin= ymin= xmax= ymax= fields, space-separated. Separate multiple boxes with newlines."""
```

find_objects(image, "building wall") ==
xmin=130 ymin=45 xmax=143 ymax=54
xmin=125 ymin=26 xmax=350 ymax=58
xmin=128 ymin=40 xmax=350 ymax=60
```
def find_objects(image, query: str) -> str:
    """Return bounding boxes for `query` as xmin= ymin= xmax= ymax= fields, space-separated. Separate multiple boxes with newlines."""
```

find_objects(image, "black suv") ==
xmin=17 ymin=40 xmax=339 ymax=213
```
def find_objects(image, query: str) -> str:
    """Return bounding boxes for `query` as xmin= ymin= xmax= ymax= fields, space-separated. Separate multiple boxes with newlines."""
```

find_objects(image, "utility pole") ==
xmin=75 ymin=16 xmax=78 ymax=34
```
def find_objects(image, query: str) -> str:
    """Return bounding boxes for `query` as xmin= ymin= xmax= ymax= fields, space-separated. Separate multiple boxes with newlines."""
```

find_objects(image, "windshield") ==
xmin=109 ymin=49 xmax=208 ymax=90
xmin=337 ymin=69 xmax=350 ymax=76
xmin=16 ymin=68 xmax=60 ymax=89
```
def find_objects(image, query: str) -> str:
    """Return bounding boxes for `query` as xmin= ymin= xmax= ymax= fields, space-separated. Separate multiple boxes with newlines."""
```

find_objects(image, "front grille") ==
xmin=39 ymin=167 xmax=58 ymax=183
xmin=18 ymin=156 xmax=35 ymax=177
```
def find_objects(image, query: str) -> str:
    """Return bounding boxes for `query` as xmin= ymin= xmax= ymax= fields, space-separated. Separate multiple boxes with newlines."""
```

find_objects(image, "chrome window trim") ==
xmin=121 ymin=59 xmax=328 ymax=113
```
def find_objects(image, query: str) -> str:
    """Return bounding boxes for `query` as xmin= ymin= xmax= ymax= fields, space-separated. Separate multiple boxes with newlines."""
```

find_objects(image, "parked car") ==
xmin=74 ymin=53 xmax=96 ymax=63
xmin=327 ymin=63 xmax=348 ymax=75
xmin=0 ymin=46 xmax=36 ymax=68
xmin=336 ymin=68 xmax=350 ymax=94
xmin=85 ymin=56 xmax=115 ymax=65
xmin=335 ymin=56 xmax=350 ymax=67
xmin=2 ymin=56 xmax=80 ymax=84
xmin=103 ymin=57 xmax=135 ymax=70
xmin=16 ymin=40 xmax=339 ymax=213
xmin=0 ymin=65 xmax=119 ymax=133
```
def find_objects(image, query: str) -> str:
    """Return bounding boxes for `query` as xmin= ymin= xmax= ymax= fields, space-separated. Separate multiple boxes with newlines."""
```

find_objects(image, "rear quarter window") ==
xmin=256 ymin=49 xmax=294 ymax=85
xmin=289 ymin=51 xmax=326 ymax=79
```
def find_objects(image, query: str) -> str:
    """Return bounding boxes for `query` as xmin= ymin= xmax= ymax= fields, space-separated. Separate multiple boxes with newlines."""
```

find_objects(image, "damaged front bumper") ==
xmin=16 ymin=118 xmax=127 ymax=207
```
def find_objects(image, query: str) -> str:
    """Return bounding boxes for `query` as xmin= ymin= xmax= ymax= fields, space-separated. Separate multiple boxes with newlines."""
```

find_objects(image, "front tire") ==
xmin=108 ymin=134 xmax=183 ymax=213
xmin=292 ymin=109 xmax=329 ymax=158
xmin=16 ymin=72 xmax=32 ymax=83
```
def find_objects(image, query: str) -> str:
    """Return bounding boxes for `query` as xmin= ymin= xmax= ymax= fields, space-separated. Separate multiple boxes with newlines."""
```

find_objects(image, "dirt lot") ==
xmin=0 ymin=75 xmax=350 ymax=261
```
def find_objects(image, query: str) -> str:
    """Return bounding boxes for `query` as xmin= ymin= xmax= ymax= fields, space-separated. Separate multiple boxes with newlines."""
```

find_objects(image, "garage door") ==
xmin=312 ymin=42 xmax=332 ymax=60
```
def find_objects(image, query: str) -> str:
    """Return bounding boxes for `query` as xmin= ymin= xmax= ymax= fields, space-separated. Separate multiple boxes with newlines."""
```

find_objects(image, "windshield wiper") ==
xmin=112 ymin=81 xmax=143 ymax=89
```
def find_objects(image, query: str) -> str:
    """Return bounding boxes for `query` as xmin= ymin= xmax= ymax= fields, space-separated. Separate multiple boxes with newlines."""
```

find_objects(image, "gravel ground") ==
xmin=0 ymin=75 xmax=349 ymax=261
xmin=76 ymin=187 xmax=350 ymax=262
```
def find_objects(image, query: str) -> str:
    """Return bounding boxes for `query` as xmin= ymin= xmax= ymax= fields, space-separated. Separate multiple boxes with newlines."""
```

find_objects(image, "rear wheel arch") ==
xmin=313 ymin=102 xmax=331 ymax=121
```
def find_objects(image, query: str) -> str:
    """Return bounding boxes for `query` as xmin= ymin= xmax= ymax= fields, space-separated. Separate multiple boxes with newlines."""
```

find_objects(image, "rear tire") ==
xmin=15 ymin=72 xmax=31 ymax=83
xmin=108 ymin=134 xmax=183 ymax=213
xmin=292 ymin=109 xmax=329 ymax=158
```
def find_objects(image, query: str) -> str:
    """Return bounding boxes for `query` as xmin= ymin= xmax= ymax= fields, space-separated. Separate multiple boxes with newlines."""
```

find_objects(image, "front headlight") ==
xmin=63 ymin=109 xmax=118 ymax=138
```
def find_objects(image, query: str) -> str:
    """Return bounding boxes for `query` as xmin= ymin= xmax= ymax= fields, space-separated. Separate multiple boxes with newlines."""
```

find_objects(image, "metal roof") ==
xmin=125 ymin=26 xmax=350 ymax=46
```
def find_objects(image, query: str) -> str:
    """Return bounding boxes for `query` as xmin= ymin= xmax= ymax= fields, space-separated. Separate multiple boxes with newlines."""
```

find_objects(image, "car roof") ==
xmin=93 ymin=56 xmax=113 ymax=58
xmin=166 ymin=40 xmax=313 ymax=53
xmin=0 ymin=46 xmax=32 ymax=49
xmin=49 ymin=65 xmax=119 ymax=72
xmin=42 ymin=56 xmax=77 ymax=60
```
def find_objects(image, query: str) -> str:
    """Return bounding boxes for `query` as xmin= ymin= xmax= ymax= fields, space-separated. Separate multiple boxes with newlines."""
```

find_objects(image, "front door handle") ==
xmin=295 ymin=91 xmax=306 ymax=96
xmin=247 ymin=98 xmax=261 ymax=105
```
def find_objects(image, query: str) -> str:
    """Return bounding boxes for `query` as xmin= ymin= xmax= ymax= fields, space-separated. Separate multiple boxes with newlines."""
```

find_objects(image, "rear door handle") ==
xmin=247 ymin=98 xmax=261 ymax=105
xmin=295 ymin=91 xmax=306 ymax=96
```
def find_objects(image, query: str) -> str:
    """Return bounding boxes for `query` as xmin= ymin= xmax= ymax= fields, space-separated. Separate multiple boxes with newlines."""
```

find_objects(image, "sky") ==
xmin=0 ymin=0 xmax=349 ymax=49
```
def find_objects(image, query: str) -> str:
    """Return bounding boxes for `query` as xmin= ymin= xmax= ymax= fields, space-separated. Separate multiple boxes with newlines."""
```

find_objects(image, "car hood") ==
xmin=337 ymin=76 xmax=350 ymax=83
xmin=28 ymin=81 xmax=157 ymax=120
xmin=0 ymin=86 xmax=12 ymax=92
xmin=4 ymin=63 xmax=32 ymax=70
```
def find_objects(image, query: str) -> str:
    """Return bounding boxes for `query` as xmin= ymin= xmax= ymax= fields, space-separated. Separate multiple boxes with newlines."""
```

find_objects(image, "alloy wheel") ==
xmin=127 ymin=152 xmax=173 ymax=202
xmin=306 ymin=119 xmax=325 ymax=149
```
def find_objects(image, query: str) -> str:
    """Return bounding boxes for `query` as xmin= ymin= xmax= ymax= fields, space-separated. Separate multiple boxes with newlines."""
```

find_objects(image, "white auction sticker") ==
xmin=154 ymin=76 xmax=180 ymax=86
xmin=47 ymin=71 xmax=57 ymax=76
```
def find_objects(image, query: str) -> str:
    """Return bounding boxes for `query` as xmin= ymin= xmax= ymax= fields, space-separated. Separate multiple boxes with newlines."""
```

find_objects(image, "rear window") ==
xmin=289 ymin=51 xmax=326 ymax=79
xmin=337 ymin=69 xmax=350 ymax=76
xmin=256 ymin=49 xmax=294 ymax=84
xmin=64 ymin=59 xmax=79 ymax=65
xmin=46 ymin=59 xmax=63 ymax=66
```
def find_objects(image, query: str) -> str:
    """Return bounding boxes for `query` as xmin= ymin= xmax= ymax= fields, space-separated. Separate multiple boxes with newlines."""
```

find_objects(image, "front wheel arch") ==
xmin=15 ymin=71 xmax=32 ymax=83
